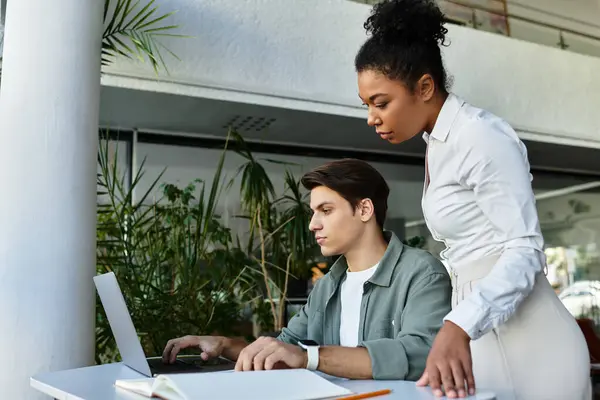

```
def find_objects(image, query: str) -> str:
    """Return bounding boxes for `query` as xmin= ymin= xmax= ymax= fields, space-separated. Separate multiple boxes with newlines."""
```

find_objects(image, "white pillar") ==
xmin=0 ymin=0 xmax=103 ymax=398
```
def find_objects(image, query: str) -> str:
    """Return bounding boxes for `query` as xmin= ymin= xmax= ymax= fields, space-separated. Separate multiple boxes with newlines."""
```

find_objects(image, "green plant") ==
xmin=96 ymin=132 xmax=266 ymax=364
xmin=403 ymin=235 xmax=426 ymax=249
xmin=95 ymin=129 xmax=319 ymax=362
xmin=230 ymin=131 xmax=319 ymax=333
xmin=102 ymin=0 xmax=185 ymax=73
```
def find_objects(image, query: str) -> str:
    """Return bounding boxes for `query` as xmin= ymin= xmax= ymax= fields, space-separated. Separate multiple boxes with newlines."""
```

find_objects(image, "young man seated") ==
xmin=162 ymin=158 xmax=452 ymax=380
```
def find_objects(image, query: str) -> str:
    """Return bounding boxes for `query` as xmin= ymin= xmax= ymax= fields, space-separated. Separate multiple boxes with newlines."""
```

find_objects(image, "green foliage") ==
xmin=229 ymin=131 xmax=319 ymax=332
xmin=102 ymin=0 xmax=186 ymax=73
xmin=95 ymin=130 xmax=432 ymax=361
xmin=230 ymin=130 xmax=318 ymax=279
xmin=95 ymin=129 xmax=319 ymax=362
xmin=96 ymin=132 xmax=265 ymax=363
xmin=403 ymin=235 xmax=426 ymax=249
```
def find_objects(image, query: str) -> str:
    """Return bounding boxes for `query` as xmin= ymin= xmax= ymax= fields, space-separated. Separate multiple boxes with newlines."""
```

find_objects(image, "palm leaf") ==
xmin=102 ymin=0 xmax=186 ymax=73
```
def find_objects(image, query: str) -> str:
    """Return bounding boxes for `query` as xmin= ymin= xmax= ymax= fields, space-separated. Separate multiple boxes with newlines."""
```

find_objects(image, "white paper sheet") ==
xmin=162 ymin=368 xmax=353 ymax=400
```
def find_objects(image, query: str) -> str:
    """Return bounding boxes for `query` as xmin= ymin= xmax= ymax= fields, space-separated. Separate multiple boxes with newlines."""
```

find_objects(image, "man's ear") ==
xmin=358 ymin=199 xmax=375 ymax=223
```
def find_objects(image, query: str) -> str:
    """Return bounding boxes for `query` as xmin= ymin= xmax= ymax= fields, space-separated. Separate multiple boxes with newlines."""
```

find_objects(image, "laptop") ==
xmin=94 ymin=271 xmax=236 ymax=377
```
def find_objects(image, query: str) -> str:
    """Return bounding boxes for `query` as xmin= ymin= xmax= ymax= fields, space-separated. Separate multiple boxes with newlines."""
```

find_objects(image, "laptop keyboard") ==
xmin=147 ymin=356 xmax=235 ymax=374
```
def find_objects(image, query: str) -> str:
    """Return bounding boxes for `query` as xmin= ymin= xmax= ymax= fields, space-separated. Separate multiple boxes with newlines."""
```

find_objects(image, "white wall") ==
xmin=102 ymin=0 xmax=600 ymax=148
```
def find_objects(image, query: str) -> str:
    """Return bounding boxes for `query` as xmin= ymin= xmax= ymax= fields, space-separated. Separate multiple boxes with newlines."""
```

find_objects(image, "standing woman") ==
xmin=354 ymin=1 xmax=591 ymax=399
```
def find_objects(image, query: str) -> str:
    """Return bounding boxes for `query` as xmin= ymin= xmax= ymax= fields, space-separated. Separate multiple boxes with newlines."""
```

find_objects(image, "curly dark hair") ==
xmin=355 ymin=0 xmax=451 ymax=93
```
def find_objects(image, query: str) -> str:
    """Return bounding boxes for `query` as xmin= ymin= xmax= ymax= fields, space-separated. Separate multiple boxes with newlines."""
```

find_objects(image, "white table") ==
xmin=30 ymin=362 xmax=496 ymax=400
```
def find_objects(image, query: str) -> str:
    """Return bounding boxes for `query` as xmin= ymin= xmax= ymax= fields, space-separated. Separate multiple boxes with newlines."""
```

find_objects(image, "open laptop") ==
xmin=94 ymin=271 xmax=235 ymax=377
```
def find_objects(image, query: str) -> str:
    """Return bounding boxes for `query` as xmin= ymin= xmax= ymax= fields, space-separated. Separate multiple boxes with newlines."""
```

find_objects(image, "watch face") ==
xmin=299 ymin=340 xmax=319 ymax=346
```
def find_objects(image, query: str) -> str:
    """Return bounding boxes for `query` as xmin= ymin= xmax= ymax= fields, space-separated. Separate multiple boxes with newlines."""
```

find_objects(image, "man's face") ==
xmin=308 ymin=186 xmax=365 ymax=257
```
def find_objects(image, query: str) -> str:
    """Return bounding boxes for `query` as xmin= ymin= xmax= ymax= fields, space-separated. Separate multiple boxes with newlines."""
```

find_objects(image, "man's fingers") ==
xmin=234 ymin=346 xmax=250 ymax=371
xmin=439 ymin=362 xmax=457 ymax=399
xmin=264 ymin=348 xmax=286 ymax=370
xmin=235 ymin=340 xmax=267 ymax=372
xmin=201 ymin=346 xmax=218 ymax=359
xmin=174 ymin=337 xmax=196 ymax=363
xmin=242 ymin=347 xmax=255 ymax=371
xmin=415 ymin=370 xmax=429 ymax=387
xmin=169 ymin=343 xmax=182 ymax=364
xmin=450 ymin=360 xmax=466 ymax=398
xmin=162 ymin=340 xmax=175 ymax=363
xmin=232 ymin=337 xmax=287 ymax=373
xmin=234 ymin=349 xmax=249 ymax=371
xmin=164 ymin=337 xmax=201 ymax=363
xmin=253 ymin=345 xmax=274 ymax=371
xmin=255 ymin=341 xmax=282 ymax=370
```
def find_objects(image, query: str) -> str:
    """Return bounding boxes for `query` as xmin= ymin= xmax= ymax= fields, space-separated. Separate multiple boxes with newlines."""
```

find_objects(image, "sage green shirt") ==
xmin=277 ymin=231 xmax=452 ymax=380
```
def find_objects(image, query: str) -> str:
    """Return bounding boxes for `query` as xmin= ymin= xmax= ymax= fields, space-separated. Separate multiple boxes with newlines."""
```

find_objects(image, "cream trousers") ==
xmin=451 ymin=254 xmax=592 ymax=400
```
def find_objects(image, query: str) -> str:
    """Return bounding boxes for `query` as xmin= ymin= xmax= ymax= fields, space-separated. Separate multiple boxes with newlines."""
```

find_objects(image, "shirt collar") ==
xmin=328 ymin=230 xmax=404 ymax=287
xmin=422 ymin=93 xmax=465 ymax=143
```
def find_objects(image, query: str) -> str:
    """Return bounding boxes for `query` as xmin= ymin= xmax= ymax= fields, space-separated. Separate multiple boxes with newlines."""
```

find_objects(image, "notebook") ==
xmin=114 ymin=368 xmax=354 ymax=400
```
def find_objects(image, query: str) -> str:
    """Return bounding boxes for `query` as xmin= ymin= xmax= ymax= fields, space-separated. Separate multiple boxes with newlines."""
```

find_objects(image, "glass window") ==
xmin=406 ymin=170 xmax=600 ymax=326
xmin=536 ymin=178 xmax=600 ymax=326
xmin=129 ymin=140 xmax=600 ymax=326
xmin=133 ymin=142 xmax=426 ymax=241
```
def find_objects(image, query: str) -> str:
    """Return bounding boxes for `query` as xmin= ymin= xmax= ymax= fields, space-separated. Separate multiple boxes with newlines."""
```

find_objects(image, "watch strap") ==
xmin=305 ymin=345 xmax=319 ymax=370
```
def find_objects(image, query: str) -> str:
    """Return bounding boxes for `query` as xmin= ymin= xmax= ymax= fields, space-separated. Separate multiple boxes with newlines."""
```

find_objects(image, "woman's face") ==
xmin=357 ymin=69 xmax=431 ymax=144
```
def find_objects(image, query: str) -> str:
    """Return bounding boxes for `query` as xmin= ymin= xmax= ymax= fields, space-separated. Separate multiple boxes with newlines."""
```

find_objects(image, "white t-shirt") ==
xmin=339 ymin=263 xmax=379 ymax=347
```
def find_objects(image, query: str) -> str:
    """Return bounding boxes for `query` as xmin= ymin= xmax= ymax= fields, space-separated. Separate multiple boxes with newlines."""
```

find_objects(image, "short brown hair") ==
xmin=301 ymin=158 xmax=390 ymax=228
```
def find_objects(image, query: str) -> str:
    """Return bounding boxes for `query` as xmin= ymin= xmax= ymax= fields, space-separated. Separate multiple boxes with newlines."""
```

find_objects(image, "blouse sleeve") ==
xmin=443 ymin=117 xmax=546 ymax=340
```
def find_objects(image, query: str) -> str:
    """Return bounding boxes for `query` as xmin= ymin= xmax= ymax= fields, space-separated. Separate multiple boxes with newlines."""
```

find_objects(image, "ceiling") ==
xmin=99 ymin=86 xmax=600 ymax=185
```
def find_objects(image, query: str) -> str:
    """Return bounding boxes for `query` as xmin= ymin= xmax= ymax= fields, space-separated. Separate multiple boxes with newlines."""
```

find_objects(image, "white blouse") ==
xmin=422 ymin=93 xmax=546 ymax=341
